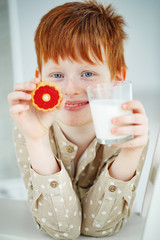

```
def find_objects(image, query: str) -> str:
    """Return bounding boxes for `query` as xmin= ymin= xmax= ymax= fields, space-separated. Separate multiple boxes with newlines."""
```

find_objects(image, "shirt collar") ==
xmin=52 ymin=121 xmax=78 ymax=162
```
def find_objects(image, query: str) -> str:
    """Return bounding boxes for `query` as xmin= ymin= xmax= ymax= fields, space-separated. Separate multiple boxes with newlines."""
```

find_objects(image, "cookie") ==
xmin=31 ymin=81 xmax=62 ymax=112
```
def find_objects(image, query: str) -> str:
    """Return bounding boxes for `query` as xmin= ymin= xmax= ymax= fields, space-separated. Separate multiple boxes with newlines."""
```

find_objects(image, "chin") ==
xmin=56 ymin=110 xmax=92 ymax=127
xmin=59 ymin=117 xmax=91 ymax=127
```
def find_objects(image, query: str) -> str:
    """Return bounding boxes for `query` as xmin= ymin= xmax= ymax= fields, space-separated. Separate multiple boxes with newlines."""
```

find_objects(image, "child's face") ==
xmin=40 ymin=57 xmax=111 ymax=127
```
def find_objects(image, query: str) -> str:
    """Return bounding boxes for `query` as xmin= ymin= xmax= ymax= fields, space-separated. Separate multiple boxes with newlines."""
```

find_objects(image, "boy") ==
xmin=8 ymin=1 xmax=148 ymax=239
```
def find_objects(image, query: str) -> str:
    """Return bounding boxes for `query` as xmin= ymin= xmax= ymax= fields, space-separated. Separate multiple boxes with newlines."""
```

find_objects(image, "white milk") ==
xmin=90 ymin=99 xmax=132 ymax=143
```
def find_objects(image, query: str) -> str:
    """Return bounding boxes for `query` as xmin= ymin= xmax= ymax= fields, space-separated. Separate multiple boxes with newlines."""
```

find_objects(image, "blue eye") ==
xmin=82 ymin=72 xmax=93 ymax=77
xmin=53 ymin=73 xmax=63 ymax=78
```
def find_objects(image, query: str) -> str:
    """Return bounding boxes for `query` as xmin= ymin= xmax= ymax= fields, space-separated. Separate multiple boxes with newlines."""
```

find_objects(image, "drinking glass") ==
xmin=87 ymin=81 xmax=133 ymax=144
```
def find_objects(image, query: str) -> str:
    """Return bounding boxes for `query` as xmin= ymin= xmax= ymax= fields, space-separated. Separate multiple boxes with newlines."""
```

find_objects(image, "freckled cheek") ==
xmin=82 ymin=82 xmax=95 ymax=94
xmin=47 ymin=82 xmax=65 ymax=94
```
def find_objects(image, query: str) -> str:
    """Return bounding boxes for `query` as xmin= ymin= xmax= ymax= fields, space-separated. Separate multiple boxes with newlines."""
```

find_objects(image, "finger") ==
xmin=13 ymin=81 xmax=36 ymax=92
xmin=112 ymin=113 xmax=148 ymax=126
xmin=113 ymin=135 xmax=148 ymax=149
xmin=9 ymin=104 xmax=29 ymax=115
xmin=122 ymin=100 xmax=146 ymax=114
xmin=8 ymin=92 xmax=31 ymax=106
xmin=30 ymin=77 xmax=41 ymax=84
xmin=111 ymin=125 xmax=148 ymax=136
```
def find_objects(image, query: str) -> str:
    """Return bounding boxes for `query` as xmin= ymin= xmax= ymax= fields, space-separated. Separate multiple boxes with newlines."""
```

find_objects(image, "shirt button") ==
xmin=132 ymin=185 xmax=136 ymax=192
xmin=50 ymin=181 xmax=58 ymax=188
xmin=108 ymin=185 xmax=117 ymax=192
xmin=66 ymin=145 xmax=74 ymax=153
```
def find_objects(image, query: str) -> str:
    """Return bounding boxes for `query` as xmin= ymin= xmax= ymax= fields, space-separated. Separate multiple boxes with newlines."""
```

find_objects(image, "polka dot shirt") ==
xmin=13 ymin=121 xmax=148 ymax=239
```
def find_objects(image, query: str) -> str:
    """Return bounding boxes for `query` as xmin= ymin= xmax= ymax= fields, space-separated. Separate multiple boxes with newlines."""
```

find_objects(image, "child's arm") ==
xmin=81 ymin=99 xmax=149 ymax=237
xmin=14 ymin=127 xmax=81 ymax=239
xmin=25 ymin=134 xmax=60 ymax=176
xmin=81 ymin=143 xmax=148 ymax=237
xmin=109 ymin=147 xmax=144 ymax=181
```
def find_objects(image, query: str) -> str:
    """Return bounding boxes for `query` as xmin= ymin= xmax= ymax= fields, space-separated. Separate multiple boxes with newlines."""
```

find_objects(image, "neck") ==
xmin=57 ymin=121 xmax=96 ymax=147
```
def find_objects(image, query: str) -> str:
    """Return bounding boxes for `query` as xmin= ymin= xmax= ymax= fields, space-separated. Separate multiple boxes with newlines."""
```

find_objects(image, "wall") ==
xmin=0 ymin=0 xmax=19 ymax=179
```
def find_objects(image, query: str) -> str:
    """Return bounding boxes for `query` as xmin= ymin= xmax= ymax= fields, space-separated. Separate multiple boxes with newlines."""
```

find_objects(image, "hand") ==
xmin=111 ymin=100 xmax=149 ymax=149
xmin=8 ymin=78 xmax=65 ymax=142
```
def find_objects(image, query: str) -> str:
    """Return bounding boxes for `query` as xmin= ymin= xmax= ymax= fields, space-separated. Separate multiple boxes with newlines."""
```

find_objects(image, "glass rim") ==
xmin=87 ymin=80 xmax=132 ymax=91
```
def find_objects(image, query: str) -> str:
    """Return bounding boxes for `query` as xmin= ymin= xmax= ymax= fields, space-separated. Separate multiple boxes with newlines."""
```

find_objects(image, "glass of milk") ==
xmin=87 ymin=81 xmax=133 ymax=144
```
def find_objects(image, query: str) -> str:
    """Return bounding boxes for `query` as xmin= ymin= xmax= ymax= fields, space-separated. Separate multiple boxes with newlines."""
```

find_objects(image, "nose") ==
xmin=62 ymin=77 xmax=81 ymax=96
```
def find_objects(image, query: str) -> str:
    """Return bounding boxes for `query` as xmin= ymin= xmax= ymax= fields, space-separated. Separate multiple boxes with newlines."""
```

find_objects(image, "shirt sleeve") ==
xmin=13 ymin=126 xmax=81 ymax=240
xmin=81 ymin=143 xmax=148 ymax=237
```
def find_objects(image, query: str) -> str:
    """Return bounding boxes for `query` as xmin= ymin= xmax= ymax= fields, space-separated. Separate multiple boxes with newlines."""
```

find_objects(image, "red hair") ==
xmin=34 ymin=0 xmax=127 ymax=79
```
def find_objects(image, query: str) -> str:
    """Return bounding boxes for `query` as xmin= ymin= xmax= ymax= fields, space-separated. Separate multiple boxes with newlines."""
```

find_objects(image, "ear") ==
xmin=35 ymin=68 xmax=39 ymax=78
xmin=35 ymin=68 xmax=42 ymax=81
xmin=114 ymin=67 xmax=127 ymax=81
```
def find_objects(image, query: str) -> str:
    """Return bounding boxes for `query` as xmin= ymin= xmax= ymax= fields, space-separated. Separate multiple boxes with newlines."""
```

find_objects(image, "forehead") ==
xmin=42 ymin=57 xmax=109 ymax=71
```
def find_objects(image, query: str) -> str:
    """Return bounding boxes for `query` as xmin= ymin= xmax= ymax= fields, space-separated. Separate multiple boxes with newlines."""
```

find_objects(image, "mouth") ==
xmin=64 ymin=100 xmax=89 ymax=111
